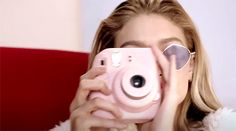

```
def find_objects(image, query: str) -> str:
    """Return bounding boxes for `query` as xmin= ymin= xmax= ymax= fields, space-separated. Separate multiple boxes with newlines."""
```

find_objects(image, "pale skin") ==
xmin=70 ymin=14 xmax=195 ymax=131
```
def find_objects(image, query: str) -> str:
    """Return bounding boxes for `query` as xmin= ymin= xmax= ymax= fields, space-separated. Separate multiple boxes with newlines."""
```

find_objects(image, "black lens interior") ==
xmin=130 ymin=75 xmax=145 ymax=88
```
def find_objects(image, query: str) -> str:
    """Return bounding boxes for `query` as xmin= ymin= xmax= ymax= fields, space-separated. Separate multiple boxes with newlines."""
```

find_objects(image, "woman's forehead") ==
xmin=115 ymin=14 xmax=187 ymax=49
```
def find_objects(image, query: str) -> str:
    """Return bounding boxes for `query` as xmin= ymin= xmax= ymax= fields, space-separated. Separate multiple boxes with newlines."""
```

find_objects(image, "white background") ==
xmin=0 ymin=0 xmax=235 ymax=108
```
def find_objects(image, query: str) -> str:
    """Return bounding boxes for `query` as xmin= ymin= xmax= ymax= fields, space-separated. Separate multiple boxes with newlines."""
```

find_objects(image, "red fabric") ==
xmin=0 ymin=47 xmax=89 ymax=130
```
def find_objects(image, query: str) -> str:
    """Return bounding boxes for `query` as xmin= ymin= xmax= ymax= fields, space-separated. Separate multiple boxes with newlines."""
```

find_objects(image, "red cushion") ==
xmin=0 ymin=47 xmax=89 ymax=130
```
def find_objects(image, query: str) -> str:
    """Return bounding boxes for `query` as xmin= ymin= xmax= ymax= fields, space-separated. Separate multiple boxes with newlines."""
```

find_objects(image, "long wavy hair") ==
xmin=88 ymin=0 xmax=222 ymax=130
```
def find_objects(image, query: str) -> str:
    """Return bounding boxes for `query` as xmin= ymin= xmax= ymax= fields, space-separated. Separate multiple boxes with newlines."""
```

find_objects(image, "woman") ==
xmin=52 ymin=0 xmax=236 ymax=131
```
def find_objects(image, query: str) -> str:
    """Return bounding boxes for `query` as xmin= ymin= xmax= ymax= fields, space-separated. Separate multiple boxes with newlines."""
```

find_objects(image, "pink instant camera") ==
xmin=90 ymin=48 xmax=161 ymax=123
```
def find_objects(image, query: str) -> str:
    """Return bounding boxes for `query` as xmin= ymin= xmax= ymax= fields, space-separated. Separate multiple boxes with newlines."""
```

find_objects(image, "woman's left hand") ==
xmin=151 ymin=44 xmax=187 ymax=104
xmin=140 ymin=45 xmax=189 ymax=131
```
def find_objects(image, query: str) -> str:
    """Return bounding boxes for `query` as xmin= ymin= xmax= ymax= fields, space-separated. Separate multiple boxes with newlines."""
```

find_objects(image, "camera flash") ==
xmin=112 ymin=50 xmax=121 ymax=67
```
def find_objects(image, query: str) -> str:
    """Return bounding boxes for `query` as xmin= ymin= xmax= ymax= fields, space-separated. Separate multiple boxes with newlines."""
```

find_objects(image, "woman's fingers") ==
xmin=87 ymin=117 xmax=127 ymax=129
xmin=151 ymin=45 xmax=179 ymax=102
xmin=80 ymin=67 xmax=106 ymax=80
xmin=70 ymin=98 xmax=122 ymax=120
xmin=168 ymin=55 xmax=184 ymax=104
xmin=70 ymin=67 xmax=109 ymax=112
xmin=69 ymin=67 xmax=127 ymax=131
xmin=78 ymin=79 xmax=111 ymax=104
xmin=150 ymin=45 xmax=169 ymax=81
xmin=70 ymin=79 xmax=110 ymax=112
xmin=169 ymin=55 xmax=177 ymax=88
xmin=71 ymin=116 xmax=127 ymax=131
xmin=70 ymin=98 xmax=126 ymax=131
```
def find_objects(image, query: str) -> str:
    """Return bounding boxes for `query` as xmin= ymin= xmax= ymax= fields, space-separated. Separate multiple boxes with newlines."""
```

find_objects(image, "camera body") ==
xmin=90 ymin=48 xmax=161 ymax=123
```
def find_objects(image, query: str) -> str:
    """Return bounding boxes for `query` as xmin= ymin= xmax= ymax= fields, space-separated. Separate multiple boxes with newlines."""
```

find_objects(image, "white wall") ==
xmin=0 ymin=0 xmax=235 ymax=108
xmin=80 ymin=0 xmax=125 ymax=51
xmin=0 ymin=0 xmax=82 ymax=52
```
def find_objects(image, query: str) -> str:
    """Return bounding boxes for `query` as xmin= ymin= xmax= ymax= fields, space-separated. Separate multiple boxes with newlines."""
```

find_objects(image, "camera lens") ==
xmin=130 ymin=75 xmax=145 ymax=88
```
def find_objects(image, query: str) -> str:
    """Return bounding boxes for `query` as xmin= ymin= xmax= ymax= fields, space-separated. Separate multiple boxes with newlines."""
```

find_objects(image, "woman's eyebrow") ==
xmin=120 ymin=40 xmax=146 ymax=48
xmin=159 ymin=37 xmax=183 ymax=45
xmin=158 ymin=37 xmax=184 ymax=50
xmin=119 ymin=37 xmax=183 ymax=48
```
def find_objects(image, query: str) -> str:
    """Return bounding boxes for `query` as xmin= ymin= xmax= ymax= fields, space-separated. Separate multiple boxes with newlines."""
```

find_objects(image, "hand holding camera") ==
xmin=69 ymin=44 xmax=193 ymax=130
xmin=90 ymin=48 xmax=161 ymax=123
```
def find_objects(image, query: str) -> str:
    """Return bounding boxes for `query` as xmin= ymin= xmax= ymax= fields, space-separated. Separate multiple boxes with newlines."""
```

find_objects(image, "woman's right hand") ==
xmin=69 ymin=67 xmax=127 ymax=131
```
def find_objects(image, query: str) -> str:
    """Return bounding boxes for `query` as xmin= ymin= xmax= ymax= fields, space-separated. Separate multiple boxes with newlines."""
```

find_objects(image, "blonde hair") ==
xmin=88 ymin=0 xmax=222 ymax=130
